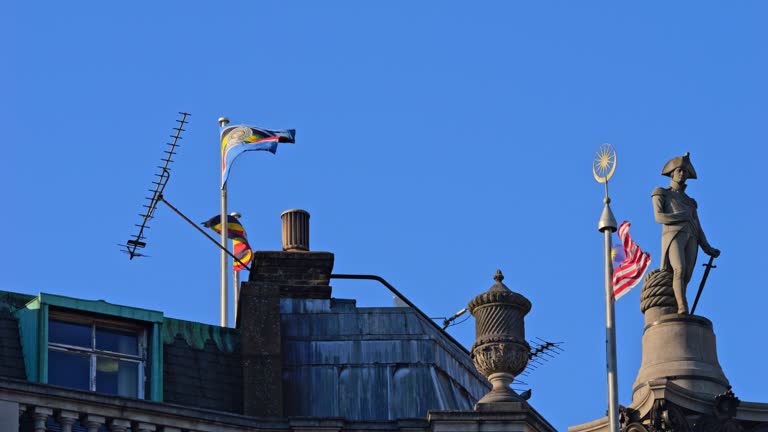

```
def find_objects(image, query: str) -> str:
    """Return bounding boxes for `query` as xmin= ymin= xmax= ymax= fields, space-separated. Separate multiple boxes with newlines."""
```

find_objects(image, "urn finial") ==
xmin=469 ymin=270 xmax=531 ymax=408
xmin=489 ymin=269 xmax=511 ymax=293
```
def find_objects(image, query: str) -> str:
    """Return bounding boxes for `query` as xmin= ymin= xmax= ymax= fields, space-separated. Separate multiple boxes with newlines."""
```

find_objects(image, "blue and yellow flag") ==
xmin=220 ymin=125 xmax=295 ymax=187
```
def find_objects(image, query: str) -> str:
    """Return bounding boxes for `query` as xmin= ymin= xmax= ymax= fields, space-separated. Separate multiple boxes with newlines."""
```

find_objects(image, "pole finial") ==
xmin=593 ymin=144 xmax=617 ymax=184
xmin=493 ymin=269 xmax=504 ymax=283
xmin=598 ymin=202 xmax=618 ymax=233
xmin=218 ymin=117 xmax=230 ymax=128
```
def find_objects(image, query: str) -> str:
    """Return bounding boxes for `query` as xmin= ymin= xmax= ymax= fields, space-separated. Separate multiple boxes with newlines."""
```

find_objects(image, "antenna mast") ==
xmin=120 ymin=112 xmax=190 ymax=259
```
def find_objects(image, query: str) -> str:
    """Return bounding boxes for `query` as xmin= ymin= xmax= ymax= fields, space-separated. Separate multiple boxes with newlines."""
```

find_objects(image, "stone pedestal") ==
xmin=632 ymin=312 xmax=729 ymax=403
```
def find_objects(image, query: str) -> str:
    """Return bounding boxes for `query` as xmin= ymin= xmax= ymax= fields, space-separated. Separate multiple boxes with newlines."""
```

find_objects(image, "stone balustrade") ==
xmin=0 ymin=376 xmax=557 ymax=432
xmin=0 ymin=377 xmax=429 ymax=432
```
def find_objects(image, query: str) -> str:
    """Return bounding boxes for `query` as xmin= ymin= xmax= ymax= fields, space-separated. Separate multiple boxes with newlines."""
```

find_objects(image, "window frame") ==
xmin=14 ymin=292 xmax=165 ymax=401
xmin=47 ymin=310 xmax=147 ymax=399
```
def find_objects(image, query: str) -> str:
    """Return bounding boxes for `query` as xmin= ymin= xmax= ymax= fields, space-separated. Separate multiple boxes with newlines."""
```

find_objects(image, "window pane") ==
xmin=49 ymin=320 xmax=91 ymax=348
xmin=48 ymin=350 xmax=90 ymax=391
xmin=96 ymin=327 xmax=138 ymax=356
xmin=96 ymin=356 xmax=138 ymax=398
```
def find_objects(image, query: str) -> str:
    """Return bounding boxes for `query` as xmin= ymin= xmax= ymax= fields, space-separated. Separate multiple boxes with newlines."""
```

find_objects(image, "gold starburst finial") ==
xmin=593 ymin=144 xmax=617 ymax=184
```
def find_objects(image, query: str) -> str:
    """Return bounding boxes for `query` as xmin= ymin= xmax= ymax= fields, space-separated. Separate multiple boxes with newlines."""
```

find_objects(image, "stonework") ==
xmin=239 ymin=281 xmax=283 ymax=417
xmin=468 ymin=270 xmax=531 ymax=407
xmin=632 ymin=314 xmax=729 ymax=401
xmin=248 ymin=251 xmax=334 ymax=299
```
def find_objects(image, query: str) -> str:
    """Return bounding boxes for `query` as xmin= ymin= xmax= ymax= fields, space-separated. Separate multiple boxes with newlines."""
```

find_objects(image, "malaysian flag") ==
xmin=612 ymin=221 xmax=651 ymax=300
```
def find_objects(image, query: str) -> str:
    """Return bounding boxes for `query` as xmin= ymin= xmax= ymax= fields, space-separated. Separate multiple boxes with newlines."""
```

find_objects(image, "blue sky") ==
xmin=2 ymin=2 xmax=767 ymax=429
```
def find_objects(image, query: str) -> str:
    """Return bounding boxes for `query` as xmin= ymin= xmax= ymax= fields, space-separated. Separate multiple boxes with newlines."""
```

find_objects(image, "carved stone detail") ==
xmin=620 ymin=406 xmax=641 ymax=429
xmin=664 ymin=404 xmax=692 ymax=432
xmin=471 ymin=340 xmax=529 ymax=377
xmin=648 ymin=399 xmax=692 ymax=432
xmin=679 ymin=389 xmax=745 ymax=432
xmin=468 ymin=270 xmax=531 ymax=406
xmin=628 ymin=396 xmax=752 ymax=432
xmin=640 ymin=269 xmax=676 ymax=313
xmin=714 ymin=389 xmax=741 ymax=421
xmin=692 ymin=417 xmax=744 ymax=432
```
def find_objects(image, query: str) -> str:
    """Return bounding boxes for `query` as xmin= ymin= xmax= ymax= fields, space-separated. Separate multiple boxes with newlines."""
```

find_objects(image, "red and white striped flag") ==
xmin=613 ymin=221 xmax=651 ymax=300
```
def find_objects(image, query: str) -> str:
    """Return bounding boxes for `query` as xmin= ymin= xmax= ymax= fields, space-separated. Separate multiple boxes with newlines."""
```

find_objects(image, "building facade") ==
xmin=0 ymin=210 xmax=555 ymax=432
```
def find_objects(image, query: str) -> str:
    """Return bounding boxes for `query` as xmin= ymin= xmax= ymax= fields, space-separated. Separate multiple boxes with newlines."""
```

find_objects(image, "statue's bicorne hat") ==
xmin=661 ymin=152 xmax=697 ymax=179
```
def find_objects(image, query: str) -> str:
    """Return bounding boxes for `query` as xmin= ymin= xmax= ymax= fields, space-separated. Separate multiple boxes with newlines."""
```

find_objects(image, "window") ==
xmin=47 ymin=314 xmax=146 ymax=398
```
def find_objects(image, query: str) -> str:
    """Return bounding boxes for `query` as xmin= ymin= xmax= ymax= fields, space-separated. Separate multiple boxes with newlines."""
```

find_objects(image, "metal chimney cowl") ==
xmin=468 ymin=270 xmax=531 ymax=407
xmin=281 ymin=209 xmax=310 ymax=252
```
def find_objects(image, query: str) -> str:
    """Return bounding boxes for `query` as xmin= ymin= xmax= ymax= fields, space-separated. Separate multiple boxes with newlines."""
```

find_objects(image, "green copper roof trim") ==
xmin=28 ymin=293 xmax=164 ymax=323
xmin=38 ymin=304 xmax=48 ymax=383
xmin=0 ymin=290 xmax=36 ymax=312
xmin=162 ymin=317 xmax=240 ymax=352
xmin=14 ymin=303 xmax=40 ymax=383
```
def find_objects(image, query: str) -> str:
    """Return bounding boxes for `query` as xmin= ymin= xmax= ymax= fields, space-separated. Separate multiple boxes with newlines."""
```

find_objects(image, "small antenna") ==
xmin=520 ymin=338 xmax=564 ymax=377
xmin=120 ymin=112 xmax=191 ymax=259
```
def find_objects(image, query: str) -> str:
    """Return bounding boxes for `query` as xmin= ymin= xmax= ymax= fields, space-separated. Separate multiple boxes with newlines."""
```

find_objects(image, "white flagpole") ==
xmin=218 ymin=117 xmax=230 ymax=327
xmin=599 ymin=196 xmax=619 ymax=432
xmin=593 ymin=145 xmax=619 ymax=432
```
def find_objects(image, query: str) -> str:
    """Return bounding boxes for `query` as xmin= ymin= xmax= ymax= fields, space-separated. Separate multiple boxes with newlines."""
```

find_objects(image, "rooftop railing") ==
xmin=0 ymin=377 xmax=427 ymax=432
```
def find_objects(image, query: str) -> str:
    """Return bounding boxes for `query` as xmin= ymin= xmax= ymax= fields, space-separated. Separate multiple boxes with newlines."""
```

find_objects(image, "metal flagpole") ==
xmin=218 ymin=116 xmax=231 ymax=327
xmin=233 ymin=268 xmax=240 ymax=323
xmin=593 ymin=144 xmax=619 ymax=432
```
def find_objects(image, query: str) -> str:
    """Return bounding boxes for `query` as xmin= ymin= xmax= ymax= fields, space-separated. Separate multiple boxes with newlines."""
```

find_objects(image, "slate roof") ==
xmin=0 ymin=292 xmax=33 ymax=381
xmin=162 ymin=319 xmax=242 ymax=413
xmin=280 ymin=297 xmax=490 ymax=420
xmin=0 ymin=309 xmax=26 ymax=380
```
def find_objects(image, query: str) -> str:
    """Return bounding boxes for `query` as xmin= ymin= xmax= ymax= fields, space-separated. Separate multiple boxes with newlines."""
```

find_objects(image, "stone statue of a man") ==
xmin=652 ymin=152 xmax=720 ymax=314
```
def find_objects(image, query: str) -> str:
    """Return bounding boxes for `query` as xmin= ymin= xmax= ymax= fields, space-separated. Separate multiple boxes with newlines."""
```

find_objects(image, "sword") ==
xmin=691 ymin=255 xmax=717 ymax=315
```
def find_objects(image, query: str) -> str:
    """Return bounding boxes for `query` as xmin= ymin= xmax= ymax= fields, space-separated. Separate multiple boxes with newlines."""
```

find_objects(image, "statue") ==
xmin=652 ymin=152 xmax=720 ymax=314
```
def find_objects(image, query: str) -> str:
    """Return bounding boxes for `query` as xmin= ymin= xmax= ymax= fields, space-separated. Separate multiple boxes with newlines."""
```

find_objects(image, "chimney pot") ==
xmin=281 ymin=209 xmax=310 ymax=251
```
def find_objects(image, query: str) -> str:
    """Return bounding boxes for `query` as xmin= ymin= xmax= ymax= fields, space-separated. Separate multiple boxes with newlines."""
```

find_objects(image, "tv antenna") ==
xmin=120 ymin=112 xmax=190 ymax=259
xmin=119 ymin=113 xmax=251 ymax=271
xmin=519 ymin=337 xmax=565 ymax=378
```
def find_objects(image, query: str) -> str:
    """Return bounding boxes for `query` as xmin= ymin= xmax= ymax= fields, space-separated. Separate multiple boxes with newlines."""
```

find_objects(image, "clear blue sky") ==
xmin=2 ymin=2 xmax=767 ymax=429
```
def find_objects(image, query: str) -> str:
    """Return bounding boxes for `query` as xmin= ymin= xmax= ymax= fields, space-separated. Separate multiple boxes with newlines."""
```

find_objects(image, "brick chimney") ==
xmin=238 ymin=209 xmax=334 ymax=417
xmin=247 ymin=209 xmax=334 ymax=299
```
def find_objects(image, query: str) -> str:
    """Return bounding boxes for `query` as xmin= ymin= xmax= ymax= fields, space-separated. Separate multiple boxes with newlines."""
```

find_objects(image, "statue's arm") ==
xmin=693 ymin=209 xmax=720 ymax=257
xmin=652 ymin=190 xmax=691 ymax=224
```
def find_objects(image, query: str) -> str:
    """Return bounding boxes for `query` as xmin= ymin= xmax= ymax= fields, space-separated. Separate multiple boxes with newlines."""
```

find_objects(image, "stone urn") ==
xmin=468 ymin=270 xmax=531 ymax=406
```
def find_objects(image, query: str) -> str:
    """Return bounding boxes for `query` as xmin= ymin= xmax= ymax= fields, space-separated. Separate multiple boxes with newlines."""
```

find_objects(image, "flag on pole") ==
xmin=202 ymin=214 xmax=254 ymax=272
xmin=231 ymin=238 xmax=253 ymax=272
xmin=612 ymin=221 xmax=651 ymax=300
xmin=220 ymin=125 xmax=295 ymax=187
xmin=611 ymin=243 xmax=625 ymax=270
